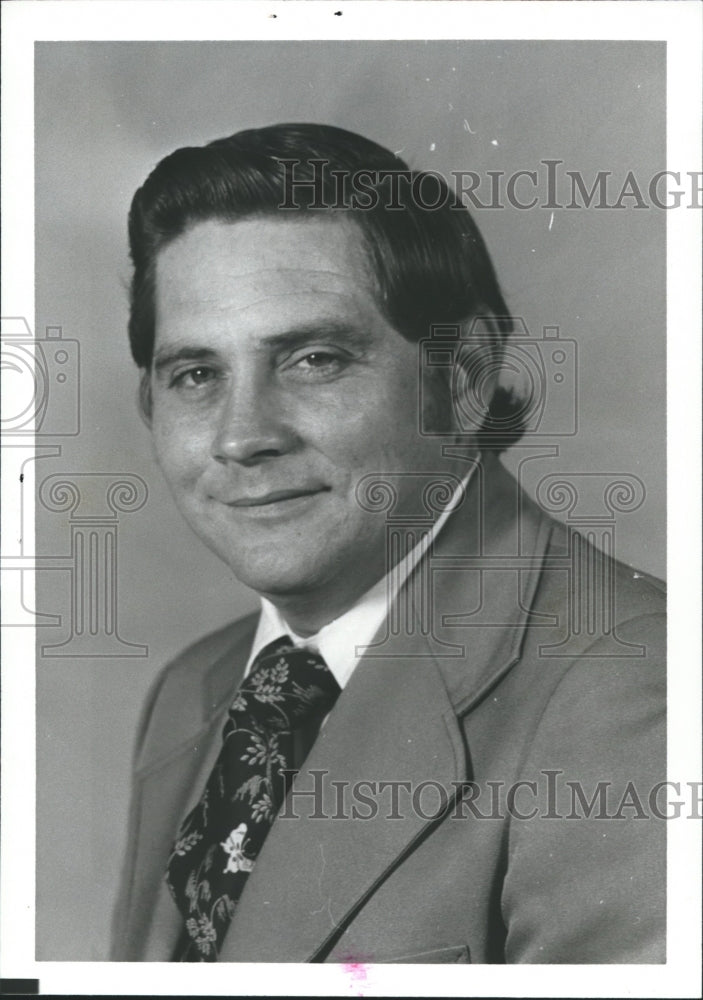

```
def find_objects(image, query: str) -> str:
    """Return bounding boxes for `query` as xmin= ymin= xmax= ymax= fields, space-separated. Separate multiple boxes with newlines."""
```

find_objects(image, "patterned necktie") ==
xmin=165 ymin=636 xmax=341 ymax=961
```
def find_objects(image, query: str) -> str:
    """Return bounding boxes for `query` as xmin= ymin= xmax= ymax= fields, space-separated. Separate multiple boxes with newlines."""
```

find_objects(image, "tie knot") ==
xmin=228 ymin=637 xmax=340 ymax=732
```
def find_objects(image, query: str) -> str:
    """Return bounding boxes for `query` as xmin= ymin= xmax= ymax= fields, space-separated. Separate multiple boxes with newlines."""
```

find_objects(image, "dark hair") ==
xmin=128 ymin=122 xmax=524 ymax=448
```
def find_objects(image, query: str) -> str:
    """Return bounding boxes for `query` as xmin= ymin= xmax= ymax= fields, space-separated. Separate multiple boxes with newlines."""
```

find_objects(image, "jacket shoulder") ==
xmin=155 ymin=613 xmax=258 ymax=687
xmin=133 ymin=612 xmax=258 ymax=772
xmin=542 ymin=515 xmax=666 ymax=626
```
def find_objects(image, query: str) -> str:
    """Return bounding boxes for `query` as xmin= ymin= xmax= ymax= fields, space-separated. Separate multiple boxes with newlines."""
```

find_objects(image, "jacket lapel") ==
xmin=133 ymin=622 xmax=257 ymax=961
xmin=427 ymin=452 xmax=553 ymax=714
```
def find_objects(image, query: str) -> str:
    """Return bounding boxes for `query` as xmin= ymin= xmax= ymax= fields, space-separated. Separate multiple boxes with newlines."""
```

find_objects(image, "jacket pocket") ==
xmin=384 ymin=944 xmax=470 ymax=964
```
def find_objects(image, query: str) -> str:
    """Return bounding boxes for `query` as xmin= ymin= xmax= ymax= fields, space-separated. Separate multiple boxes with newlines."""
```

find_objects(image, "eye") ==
xmin=298 ymin=351 xmax=338 ymax=368
xmin=286 ymin=348 xmax=349 ymax=379
xmin=171 ymin=365 xmax=218 ymax=389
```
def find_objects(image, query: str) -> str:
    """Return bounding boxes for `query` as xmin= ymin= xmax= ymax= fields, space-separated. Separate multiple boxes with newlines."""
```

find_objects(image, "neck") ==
xmin=260 ymin=571 xmax=382 ymax=637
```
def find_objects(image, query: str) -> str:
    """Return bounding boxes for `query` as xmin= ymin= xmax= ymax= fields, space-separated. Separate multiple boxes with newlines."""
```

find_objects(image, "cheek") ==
xmin=303 ymin=403 xmax=377 ymax=469
xmin=328 ymin=427 xmax=426 ymax=490
xmin=151 ymin=421 xmax=207 ymax=489
xmin=322 ymin=376 xmax=419 ymax=454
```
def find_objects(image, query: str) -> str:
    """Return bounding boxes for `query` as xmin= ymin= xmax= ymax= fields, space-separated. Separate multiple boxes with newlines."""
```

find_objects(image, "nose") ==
xmin=211 ymin=379 xmax=298 ymax=465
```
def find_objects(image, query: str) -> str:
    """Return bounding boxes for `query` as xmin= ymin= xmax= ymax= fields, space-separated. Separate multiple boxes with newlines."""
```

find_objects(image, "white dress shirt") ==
xmin=244 ymin=462 xmax=477 ymax=689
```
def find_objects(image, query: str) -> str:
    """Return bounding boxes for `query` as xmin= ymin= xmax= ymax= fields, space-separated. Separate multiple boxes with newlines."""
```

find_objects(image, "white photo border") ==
xmin=1 ymin=1 xmax=701 ymax=996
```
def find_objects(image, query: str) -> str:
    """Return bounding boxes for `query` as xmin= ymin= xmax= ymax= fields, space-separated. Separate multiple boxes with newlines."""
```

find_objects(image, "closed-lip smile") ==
xmin=225 ymin=487 xmax=328 ymax=508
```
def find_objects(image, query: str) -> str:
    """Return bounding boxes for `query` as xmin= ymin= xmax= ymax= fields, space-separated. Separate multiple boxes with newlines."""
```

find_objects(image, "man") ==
xmin=112 ymin=123 xmax=665 ymax=963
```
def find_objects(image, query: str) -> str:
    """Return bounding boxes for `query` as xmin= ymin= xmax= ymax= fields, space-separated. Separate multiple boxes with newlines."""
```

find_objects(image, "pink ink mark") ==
xmin=343 ymin=961 xmax=369 ymax=996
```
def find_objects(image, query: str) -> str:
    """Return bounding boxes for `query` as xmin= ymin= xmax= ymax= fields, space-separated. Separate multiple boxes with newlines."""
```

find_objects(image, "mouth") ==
xmin=224 ymin=487 xmax=330 ymax=509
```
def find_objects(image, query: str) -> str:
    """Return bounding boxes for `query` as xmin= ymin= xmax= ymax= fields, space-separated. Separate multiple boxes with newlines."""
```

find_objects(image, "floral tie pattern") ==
xmin=165 ymin=637 xmax=341 ymax=961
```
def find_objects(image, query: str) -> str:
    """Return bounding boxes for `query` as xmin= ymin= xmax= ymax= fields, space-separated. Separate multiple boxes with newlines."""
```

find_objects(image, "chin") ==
xmin=219 ymin=551 xmax=326 ymax=599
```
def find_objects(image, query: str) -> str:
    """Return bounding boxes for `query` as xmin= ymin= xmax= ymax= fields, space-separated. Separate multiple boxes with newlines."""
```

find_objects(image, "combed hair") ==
xmin=127 ymin=122 xmax=525 ymax=448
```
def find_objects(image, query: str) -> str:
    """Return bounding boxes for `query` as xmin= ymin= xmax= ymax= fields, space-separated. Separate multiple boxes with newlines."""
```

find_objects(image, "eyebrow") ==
xmin=152 ymin=321 xmax=372 ymax=373
xmin=152 ymin=346 xmax=219 ymax=374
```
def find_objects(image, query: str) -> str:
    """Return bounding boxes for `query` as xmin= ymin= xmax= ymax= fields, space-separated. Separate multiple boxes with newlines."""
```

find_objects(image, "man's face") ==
xmin=148 ymin=216 xmax=449 ymax=624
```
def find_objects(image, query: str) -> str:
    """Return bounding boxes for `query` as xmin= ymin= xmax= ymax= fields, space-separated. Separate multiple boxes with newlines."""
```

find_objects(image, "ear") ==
xmin=448 ymin=313 xmax=502 ymax=437
xmin=137 ymin=371 xmax=153 ymax=427
xmin=449 ymin=350 xmax=496 ymax=430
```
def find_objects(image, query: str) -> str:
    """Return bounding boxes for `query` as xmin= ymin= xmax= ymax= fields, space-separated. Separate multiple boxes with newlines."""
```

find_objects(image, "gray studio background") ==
xmin=35 ymin=41 xmax=665 ymax=960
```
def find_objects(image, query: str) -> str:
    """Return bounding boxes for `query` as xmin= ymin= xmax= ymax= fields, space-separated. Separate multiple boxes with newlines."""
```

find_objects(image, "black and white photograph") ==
xmin=1 ymin=2 xmax=701 ymax=996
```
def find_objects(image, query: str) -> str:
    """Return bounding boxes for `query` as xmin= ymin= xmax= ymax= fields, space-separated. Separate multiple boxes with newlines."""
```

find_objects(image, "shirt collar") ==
xmin=245 ymin=462 xmax=477 ymax=689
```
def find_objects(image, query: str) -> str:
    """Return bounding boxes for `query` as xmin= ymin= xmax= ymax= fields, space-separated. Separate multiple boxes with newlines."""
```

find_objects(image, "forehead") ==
xmin=154 ymin=215 xmax=380 ymax=335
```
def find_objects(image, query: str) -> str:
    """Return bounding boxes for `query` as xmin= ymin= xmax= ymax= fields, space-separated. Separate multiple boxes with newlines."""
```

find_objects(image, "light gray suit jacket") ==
xmin=111 ymin=454 xmax=665 ymax=963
